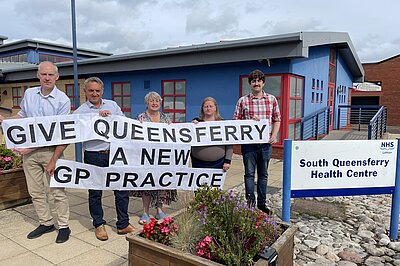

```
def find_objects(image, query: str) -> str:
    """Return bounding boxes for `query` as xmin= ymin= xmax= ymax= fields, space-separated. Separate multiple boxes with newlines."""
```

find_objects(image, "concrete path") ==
xmin=0 ymin=155 xmax=284 ymax=266
xmin=2 ymin=127 xmax=398 ymax=265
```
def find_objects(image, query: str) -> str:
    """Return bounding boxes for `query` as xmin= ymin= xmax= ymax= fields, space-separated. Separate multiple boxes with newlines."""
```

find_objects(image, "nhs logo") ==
xmin=381 ymin=141 xmax=395 ymax=154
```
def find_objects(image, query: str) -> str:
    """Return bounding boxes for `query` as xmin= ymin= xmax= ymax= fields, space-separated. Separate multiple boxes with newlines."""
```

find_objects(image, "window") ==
xmin=12 ymin=87 xmax=23 ymax=108
xmin=0 ymin=53 xmax=28 ymax=63
xmin=241 ymin=75 xmax=282 ymax=97
xmin=288 ymin=75 xmax=304 ymax=140
xmin=162 ymin=80 xmax=186 ymax=122
xmin=329 ymin=48 xmax=337 ymax=84
xmin=112 ymin=82 xmax=131 ymax=117
xmin=38 ymin=53 xmax=73 ymax=63
xmin=65 ymin=84 xmax=78 ymax=110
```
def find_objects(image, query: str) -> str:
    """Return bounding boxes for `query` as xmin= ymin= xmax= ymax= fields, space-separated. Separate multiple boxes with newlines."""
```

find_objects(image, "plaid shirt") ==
xmin=233 ymin=90 xmax=281 ymax=127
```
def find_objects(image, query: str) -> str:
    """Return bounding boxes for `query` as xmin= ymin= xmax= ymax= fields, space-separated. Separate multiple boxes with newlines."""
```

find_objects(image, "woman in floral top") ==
xmin=131 ymin=91 xmax=178 ymax=224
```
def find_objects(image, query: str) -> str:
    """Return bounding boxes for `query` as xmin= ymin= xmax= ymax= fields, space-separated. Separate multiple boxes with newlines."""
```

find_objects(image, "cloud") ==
xmin=266 ymin=18 xmax=326 ymax=35
xmin=185 ymin=1 xmax=238 ymax=35
xmin=1 ymin=0 xmax=400 ymax=63
xmin=355 ymin=34 xmax=400 ymax=63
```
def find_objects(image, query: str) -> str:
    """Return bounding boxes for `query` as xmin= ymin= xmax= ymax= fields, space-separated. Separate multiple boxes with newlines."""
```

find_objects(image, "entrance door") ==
xmin=327 ymin=83 xmax=335 ymax=131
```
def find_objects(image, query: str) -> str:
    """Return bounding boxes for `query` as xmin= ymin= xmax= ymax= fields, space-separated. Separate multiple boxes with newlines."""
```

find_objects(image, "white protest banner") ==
xmin=291 ymin=140 xmax=397 ymax=190
xmin=109 ymin=141 xmax=191 ymax=166
xmin=2 ymin=114 xmax=108 ymax=148
xmin=2 ymin=114 xmax=270 ymax=148
xmin=51 ymin=159 xmax=226 ymax=190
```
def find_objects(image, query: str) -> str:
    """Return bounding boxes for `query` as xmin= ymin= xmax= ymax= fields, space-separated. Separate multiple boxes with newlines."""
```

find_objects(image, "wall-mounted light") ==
xmin=2 ymin=90 xmax=7 ymax=96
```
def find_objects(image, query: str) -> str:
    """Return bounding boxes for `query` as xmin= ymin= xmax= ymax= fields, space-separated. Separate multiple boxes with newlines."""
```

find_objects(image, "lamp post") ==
xmin=71 ymin=0 xmax=82 ymax=162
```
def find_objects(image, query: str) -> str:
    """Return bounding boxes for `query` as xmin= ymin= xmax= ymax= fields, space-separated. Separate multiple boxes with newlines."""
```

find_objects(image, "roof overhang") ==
xmin=2 ymin=32 xmax=364 ymax=82
xmin=0 ymin=39 xmax=111 ymax=57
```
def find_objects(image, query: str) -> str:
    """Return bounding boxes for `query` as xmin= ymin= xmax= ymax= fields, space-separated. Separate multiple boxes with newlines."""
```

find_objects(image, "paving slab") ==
xmin=0 ymin=251 xmax=53 ymax=266
xmin=0 ymin=215 xmax=37 ymax=238
xmin=0 ymin=238 xmax=29 ymax=261
xmin=32 ymin=237 xmax=95 ymax=264
xmin=11 ymin=230 xmax=58 ymax=250
xmin=100 ymin=236 xmax=130 ymax=259
xmin=57 ymin=248 xmax=126 ymax=266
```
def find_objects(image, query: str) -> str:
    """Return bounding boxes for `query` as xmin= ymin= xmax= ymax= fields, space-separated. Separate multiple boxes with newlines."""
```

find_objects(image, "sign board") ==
xmin=291 ymin=140 xmax=397 ymax=193
xmin=282 ymin=139 xmax=400 ymax=240
xmin=355 ymin=82 xmax=381 ymax=92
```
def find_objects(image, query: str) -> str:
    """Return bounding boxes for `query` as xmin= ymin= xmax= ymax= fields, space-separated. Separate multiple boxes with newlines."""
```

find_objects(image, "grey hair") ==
xmin=144 ymin=91 xmax=162 ymax=104
xmin=38 ymin=61 xmax=58 ymax=73
xmin=84 ymin=77 xmax=104 ymax=89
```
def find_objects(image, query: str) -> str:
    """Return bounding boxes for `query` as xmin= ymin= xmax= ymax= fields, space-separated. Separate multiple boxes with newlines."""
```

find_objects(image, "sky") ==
xmin=0 ymin=0 xmax=399 ymax=63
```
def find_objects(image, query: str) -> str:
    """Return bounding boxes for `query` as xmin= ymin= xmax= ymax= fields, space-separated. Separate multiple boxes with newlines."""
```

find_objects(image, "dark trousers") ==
xmin=84 ymin=151 xmax=129 ymax=229
xmin=241 ymin=143 xmax=272 ymax=207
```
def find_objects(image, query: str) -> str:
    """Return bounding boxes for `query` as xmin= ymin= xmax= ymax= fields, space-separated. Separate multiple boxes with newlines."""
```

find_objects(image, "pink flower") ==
xmin=3 ymin=157 xmax=12 ymax=162
xmin=163 ymin=217 xmax=173 ymax=224
xmin=196 ymin=249 xmax=205 ymax=256
xmin=160 ymin=226 xmax=169 ymax=234
xmin=203 ymin=235 xmax=213 ymax=244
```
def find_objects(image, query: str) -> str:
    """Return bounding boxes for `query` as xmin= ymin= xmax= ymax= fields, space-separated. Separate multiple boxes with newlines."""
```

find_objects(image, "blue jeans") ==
xmin=84 ymin=151 xmax=130 ymax=230
xmin=241 ymin=143 xmax=272 ymax=207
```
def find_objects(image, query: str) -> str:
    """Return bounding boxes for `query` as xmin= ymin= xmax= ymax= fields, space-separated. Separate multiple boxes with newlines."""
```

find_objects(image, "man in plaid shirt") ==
xmin=233 ymin=69 xmax=281 ymax=215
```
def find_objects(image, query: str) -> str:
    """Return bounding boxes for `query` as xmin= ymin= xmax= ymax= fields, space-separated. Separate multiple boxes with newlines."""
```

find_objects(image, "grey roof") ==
xmin=0 ymin=62 xmax=36 ymax=70
xmin=0 ymin=39 xmax=112 ymax=57
xmin=1 ymin=32 xmax=364 ymax=82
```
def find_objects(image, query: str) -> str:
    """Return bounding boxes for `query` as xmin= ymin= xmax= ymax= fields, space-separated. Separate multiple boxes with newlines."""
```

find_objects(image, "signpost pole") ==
xmin=282 ymin=139 xmax=292 ymax=223
xmin=389 ymin=138 xmax=400 ymax=240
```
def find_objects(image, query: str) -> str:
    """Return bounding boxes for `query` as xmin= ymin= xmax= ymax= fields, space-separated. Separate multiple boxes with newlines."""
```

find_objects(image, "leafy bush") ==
xmin=188 ymin=185 xmax=282 ymax=265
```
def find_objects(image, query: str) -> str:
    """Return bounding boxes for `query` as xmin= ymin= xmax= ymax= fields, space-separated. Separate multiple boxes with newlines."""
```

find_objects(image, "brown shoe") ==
xmin=117 ymin=224 xmax=137 ymax=235
xmin=95 ymin=225 xmax=108 ymax=241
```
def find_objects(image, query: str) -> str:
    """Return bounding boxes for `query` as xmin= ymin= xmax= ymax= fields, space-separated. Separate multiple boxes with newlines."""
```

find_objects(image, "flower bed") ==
xmin=127 ymin=211 xmax=296 ymax=266
xmin=127 ymin=186 xmax=297 ymax=265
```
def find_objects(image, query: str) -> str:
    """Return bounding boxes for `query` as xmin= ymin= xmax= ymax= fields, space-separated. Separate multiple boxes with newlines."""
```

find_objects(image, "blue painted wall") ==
xmin=335 ymin=53 xmax=353 ymax=128
xmin=291 ymin=46 xmax=330 ymax=118
xmin=98 ymin=60 xmax=290 ymax=121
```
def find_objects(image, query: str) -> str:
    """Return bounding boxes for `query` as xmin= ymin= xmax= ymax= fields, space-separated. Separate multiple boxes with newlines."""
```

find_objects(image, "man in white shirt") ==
xmin=74 ymin=77 xmax=136 ymax=241
xmin=0 ymin=61 xmax=71 ymax=243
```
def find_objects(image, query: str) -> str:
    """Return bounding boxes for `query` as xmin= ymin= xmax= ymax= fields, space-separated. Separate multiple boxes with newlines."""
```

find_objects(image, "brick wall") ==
xmin=363 ymin=56 xmax=400 ymax=126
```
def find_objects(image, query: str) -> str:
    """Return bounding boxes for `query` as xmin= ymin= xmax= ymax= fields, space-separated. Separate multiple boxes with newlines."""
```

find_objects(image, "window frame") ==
xmin=65 ymin=84 xmax=78 ymax=110
xmin=112 ymin=81 xmax=131 ymax=117
xmin=287 ymin=75 xmax=304 ymax=140
xmin=162 ymin=80 xmax=186 ymax=123
xmin=12 ymin=86 xmax=24 ymax=108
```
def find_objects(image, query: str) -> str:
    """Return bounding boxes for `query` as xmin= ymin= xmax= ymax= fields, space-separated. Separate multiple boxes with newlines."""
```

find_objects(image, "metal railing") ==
xmin=368 ymin=106 xmax=387 ymax=139
xmin=300 ymin=107 xmax=329 ymax=140
xmin=337 ymin=105 xmax=387 ymax=139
